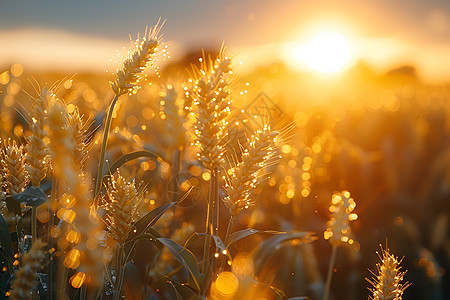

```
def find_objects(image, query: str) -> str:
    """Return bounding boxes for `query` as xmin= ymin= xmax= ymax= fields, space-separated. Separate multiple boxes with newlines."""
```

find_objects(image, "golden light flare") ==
xmin=69 ymin=272 xmax=86 ymax=289
xmin=214 ymin=271 xmax=239 ymax=298
xmin=287 ymin=31 xmax=351 ymax=73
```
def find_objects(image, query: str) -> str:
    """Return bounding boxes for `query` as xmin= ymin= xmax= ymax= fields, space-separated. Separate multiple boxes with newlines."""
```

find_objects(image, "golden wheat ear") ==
xmin=25 ymin=87 xmax=53 ymax=187
xmin=103 ymin=171 xmax=144 ymax=245
xmin=367 ymin=246 xmax=411 ymax=300
xmin=110 ymin=20 xmax=164 ymax=96
xmin=223 ymin=124 xmax=280 ymax=216
xmin=191 ymin=49 xmax=233 ymax=171
xmin=1 ymin=140 xmax=28 ymax=196
xmin=324 ymin=190 xmax=358 ymax=246
xmin=9 ymin=239 xmax=46 ymax=300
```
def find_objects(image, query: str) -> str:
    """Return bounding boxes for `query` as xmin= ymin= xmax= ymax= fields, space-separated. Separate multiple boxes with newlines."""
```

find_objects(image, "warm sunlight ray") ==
xmin=290 ymin=31 xmax=351 ymax=73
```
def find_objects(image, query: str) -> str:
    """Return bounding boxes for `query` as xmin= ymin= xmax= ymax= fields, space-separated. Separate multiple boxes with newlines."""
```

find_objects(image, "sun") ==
xmin=291 ymin=31 xmax=351 ymax=73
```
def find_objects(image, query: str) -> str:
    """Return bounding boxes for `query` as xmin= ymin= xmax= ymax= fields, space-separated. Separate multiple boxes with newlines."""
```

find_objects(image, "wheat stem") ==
xmin=31 ymin=207 xmax=37 ymax=244
xmin=94 ymin=95 xmax=118 ymax=202
xmin=218 ymin=215 xmax=234 ymax=273
xmin=47 ymin=177 xmax=58 ymax=300
xmin=324 ymin=244 xmax=338 ymax=300
xmin=171 ymin=148 xmax=181 ymax=203
xmin=202 ymin=171 xmax=214 ymax=275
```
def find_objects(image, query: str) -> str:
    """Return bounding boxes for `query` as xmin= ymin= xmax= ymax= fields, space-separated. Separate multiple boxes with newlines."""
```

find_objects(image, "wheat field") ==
xmin=0 ymin=19 xmax=448 ymax=300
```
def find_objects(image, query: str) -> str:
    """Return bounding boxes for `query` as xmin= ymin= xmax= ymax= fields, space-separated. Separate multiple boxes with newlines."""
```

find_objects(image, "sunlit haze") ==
xmin=1 ymin=0 xmax=450 ymax=82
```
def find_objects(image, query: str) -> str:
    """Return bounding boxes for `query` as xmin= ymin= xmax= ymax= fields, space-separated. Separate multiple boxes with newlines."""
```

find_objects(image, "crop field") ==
xmin=0 ymin=3 xmax=449 ymax=300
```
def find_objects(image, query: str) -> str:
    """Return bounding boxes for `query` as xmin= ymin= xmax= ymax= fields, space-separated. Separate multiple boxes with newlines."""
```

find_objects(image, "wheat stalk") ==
xmin=9 ymin=239 xmax=46 ymax=300
xmin=1 ymin=140 xmax=28 ymax=196
xmin=47 ymin=101 xmax=104 ymax=289
xmin=323 ymin=190 xmax=359 ymax=300
xmin=190 ymin=49 xmax=233 ymax=280
xmin=95 ymin=22 xmax=163 ymax=201
xmin=367 ymin=247 xmax=410 ymax=300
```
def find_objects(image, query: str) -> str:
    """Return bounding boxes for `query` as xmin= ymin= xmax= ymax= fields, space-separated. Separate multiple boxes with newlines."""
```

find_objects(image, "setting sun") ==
xmin=291 ymin=31 xmax=351 ymax=73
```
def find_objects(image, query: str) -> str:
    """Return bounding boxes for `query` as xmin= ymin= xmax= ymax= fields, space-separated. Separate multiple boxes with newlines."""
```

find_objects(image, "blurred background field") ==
xmin=1 ymin=1 xmax=449 ymax=299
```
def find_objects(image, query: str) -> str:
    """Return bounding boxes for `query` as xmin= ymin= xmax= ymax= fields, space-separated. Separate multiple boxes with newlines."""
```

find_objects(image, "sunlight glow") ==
xmin=292 ymin=32 xmax=350 ymax=73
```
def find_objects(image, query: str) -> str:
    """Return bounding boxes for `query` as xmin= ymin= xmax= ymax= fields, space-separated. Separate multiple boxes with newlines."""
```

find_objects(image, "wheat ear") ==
xmin=25 ymin=87 xmax=53 ymax=187
xmin=10 ymin=239 xmax=46 ymax=300
xmin=367 ymin=247 xmax=410 ymax=300
xmin=1 ymin=140 xmax=28 ymax=195
xmin=110 ymin=21 xmax=163 ymax=96
xmin=103 ymin=170 xmax=144 ymax=245
xmin=161 ymin=84 xmax=188 ymax=150
xmin=192 ymin=49 xmax=233 ymax=171
xmin=223 ymin=125 xmax=280 ymax=217
xmin=323 ymin=190 xmax=358 ymax=246
xmin=66 ymin=105 xmax=94 ymax=169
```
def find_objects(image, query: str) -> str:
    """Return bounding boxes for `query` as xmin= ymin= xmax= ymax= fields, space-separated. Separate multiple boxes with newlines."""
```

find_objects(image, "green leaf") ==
xmin=195 ymin=233 xmax=226 ymax=253
xmin=108 ymin=150 xmax=164 ymax=173
xmin=124 ymin=262 xmax=142 ymax=300
xmin=226 ymin=229 xmax=283 ymax=247
xmin=156 ymin=238 xmax=202 ymax=292
xmin=184 ymin=232 xmax=200 ymax=248
xmin=150 ymin=266 xmax=183 ymax=291
xmin=0 ymin=214 xmax=14 ymax=274
xmin=162 ymin=275 xmax=202 ymax=300
xmin=268 ymin=285 xmax=287 ymax=300
xmin=252 ymin=231 xmax=316 ymax=275
xmin=4 ymin=197 xmax=21 ymax=215
xmin=126 ymin=202 xmax=176 ymax=242
xmin=10 ymin=186 xmax=47 ymax=207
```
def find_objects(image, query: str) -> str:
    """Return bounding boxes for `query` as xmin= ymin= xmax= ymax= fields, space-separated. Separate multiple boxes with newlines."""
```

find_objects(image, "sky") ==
xmin=1 ymin=0 xmax=450 ymax=81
